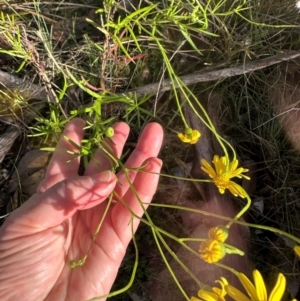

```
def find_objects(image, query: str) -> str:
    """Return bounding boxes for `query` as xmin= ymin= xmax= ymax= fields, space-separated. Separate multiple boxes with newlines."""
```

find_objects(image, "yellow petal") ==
xmin=190 ymin=138 xmax=199 ymax=144
xmin=268 ymin=273 xmax=286 ymax=301
xmin=227 ymin=183 xmax=239 ymax=197
xmin=229 ymin=167 xmax=246 ymax=178
xmin=238 ymin=272 xmax=259 ymax=301
xmin=227 ymin=181 xmax=248 ymax=198
xmin=192 ymin=130 xmax=201 ymax=140
xmin=198 ymin=290 xmax=220 ymax=301
xmin=178 ymin=132 xmax=190 ymax=143
xmin=190 ymin=297 xmax=202 ymax=301
xmin=220 ymin=277 xmax=228 ymax=286
xmin=201 ymin=159 xmax=217 ymax=178
xmin=215 ymin=156 xmax=226 ymax=175
xmin=213 ymin=155 xmax=220 ymax=163
xmin=229 ymin=159 xmax=239 ymax=172
xmin=212 ymin=287 xmax=222 ymax=295
xmin=220 ymin=156 xmax=227 ymax=165
xmin=218 ymin=187 xmax=225 ymax=194
xmin=201 ymin=166 xmax=214 ymax=178
xmin=212 ymin=278 xmax=227 ymax=297
xmin=241 ymin=174 xmax=250 ymax=180
xmin=226 ymin=285 xmax=251 ymax=301
xmin=212 ymin=158 xmax=221 ymax=175
xmin=253 ymin=270 xmax=267 ymax=301
xmin=293 ymin=245 xmax=300 ymax=256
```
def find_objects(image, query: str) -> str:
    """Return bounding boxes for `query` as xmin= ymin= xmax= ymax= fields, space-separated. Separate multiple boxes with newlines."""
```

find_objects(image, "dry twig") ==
xmin=127 ymin=51 xmax=300 ymax=96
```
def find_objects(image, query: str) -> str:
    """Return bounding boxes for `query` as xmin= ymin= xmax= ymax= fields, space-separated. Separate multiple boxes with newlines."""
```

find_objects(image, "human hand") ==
xmin=0 ymin=118 xmax=163 ymax=301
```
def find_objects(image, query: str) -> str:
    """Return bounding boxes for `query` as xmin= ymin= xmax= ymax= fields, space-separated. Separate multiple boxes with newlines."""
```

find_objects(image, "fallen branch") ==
xmin=127 ymin=51 xmax=300 ymax=96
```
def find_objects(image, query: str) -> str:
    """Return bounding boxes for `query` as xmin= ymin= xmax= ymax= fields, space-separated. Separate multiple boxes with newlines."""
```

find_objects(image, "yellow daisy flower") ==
xmin=178 ymin=127 xmax=201 ymax=144
xmin=191 ymin=278 xmax=228 ymax=301
xmin=201 ymin=155 xmax=249 ymax=198
xmin=199 ymin=239 xmax=226 ymax=263
xmin=226 ymin=270 xmax=297 ymax=301
xmin=208 ymin=226 xmax=229 ymax=243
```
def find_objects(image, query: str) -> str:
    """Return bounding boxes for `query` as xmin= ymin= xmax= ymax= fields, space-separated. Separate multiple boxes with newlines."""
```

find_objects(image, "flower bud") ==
xmin=186 ymin=127 xmax=193 ymax=135
xmin=105 ymin=127 xmax=114 ymax=138
xmin=199 ymin=239 xmax=226 ymax=263
xmin=208 ymin=226 xmax=229 ymax=243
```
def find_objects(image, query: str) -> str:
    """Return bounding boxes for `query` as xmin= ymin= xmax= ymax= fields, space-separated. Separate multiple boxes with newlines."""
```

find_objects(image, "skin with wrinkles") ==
xmin=0 ymin=118 xmax=163 ymax=301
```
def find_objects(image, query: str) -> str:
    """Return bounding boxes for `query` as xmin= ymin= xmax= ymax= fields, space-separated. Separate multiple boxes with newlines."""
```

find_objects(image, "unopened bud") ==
xmin=105 ymin=127 xmax=114 ymax=138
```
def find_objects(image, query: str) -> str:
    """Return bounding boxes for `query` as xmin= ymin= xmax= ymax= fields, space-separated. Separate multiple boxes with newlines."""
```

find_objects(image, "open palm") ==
xmin=0 ymin=118 xmax=163 ymax=301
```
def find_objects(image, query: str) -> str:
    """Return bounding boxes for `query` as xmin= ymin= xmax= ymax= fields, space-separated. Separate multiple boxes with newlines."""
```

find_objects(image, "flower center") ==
xmin=214 ymin=174 xmax=230 ymax=189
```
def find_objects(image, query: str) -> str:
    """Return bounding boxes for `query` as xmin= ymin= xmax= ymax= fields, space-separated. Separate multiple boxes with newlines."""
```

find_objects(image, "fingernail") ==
xmin=92 ymin=170 xmax=114 ymax=184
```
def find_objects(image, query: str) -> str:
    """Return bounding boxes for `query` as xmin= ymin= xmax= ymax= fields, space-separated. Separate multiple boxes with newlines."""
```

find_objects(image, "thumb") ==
xmin=4 ymin=170 xmax=116 ymax=231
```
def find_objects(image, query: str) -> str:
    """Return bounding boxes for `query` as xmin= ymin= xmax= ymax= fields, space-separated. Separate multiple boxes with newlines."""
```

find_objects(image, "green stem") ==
xmin=151 ymin=228 xmax=191 ymax=300
xmin=150 ymin=203 xmax=300 ymax=245
xmin=224 ymin=243 xmax=244 ymax=256
xmin=226 ymin=193 xmax=251 ymax=228
xmin=215 ymin=262 xmax=239 ymax=276
xmin=87 ymin=218 xmax=139 ymax=301
xmin=69 ymin=193 xmax=113 ymax=268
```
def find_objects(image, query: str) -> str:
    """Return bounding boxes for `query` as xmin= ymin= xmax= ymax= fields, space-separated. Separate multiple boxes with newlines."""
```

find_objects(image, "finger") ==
xmin=85 ymin=122 xmax=130 ymax=175
xmin=111 ymin=157 xmax=162 ymax=246
xmin=115 ymin=122 xmax=163 ymax=199
xmin=37 ymin=118 xmax=86 ymax=193
xmin=4 ymin=171 xmax=117 ymax=232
